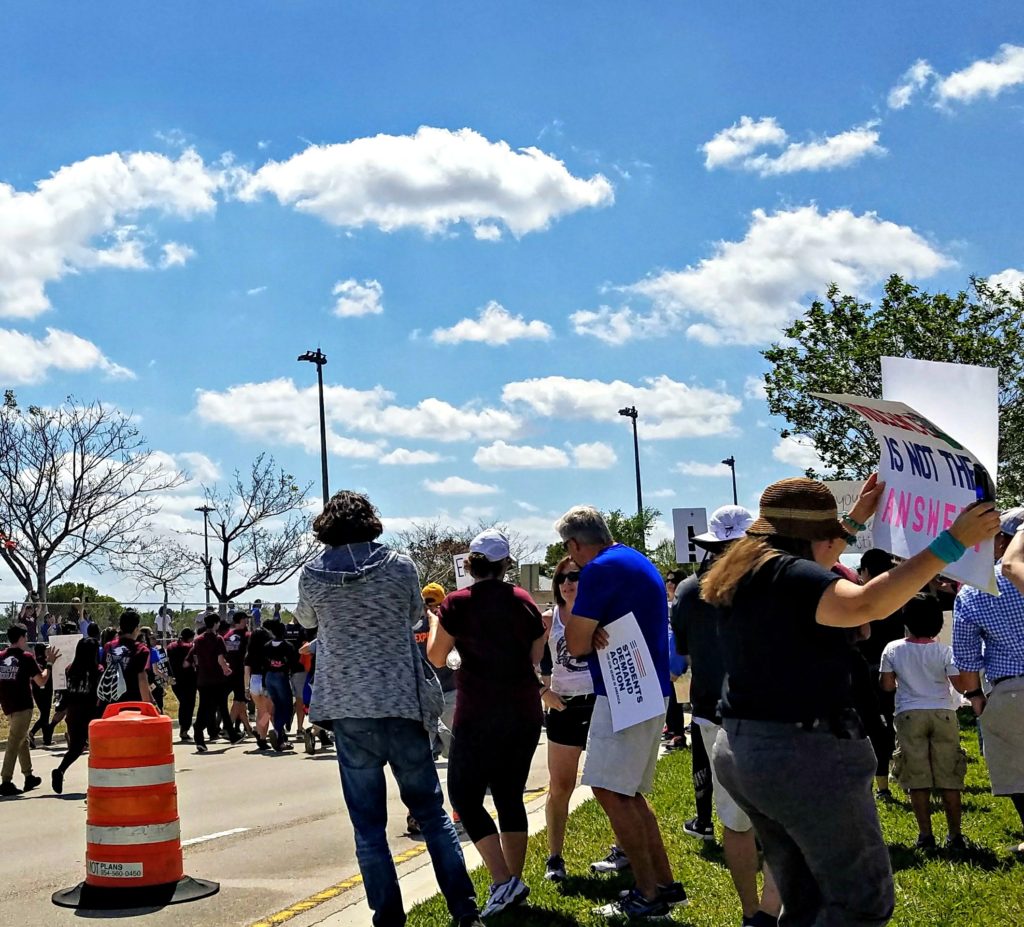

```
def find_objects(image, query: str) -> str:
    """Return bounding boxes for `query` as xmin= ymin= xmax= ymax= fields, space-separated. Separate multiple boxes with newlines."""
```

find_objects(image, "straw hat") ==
xmin=747 ymin=478 xmax=848 ymax=542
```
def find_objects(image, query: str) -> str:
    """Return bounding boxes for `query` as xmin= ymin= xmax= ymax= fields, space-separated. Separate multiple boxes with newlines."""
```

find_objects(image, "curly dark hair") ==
xmin=313 ymin=490 xmax=384 ymax=546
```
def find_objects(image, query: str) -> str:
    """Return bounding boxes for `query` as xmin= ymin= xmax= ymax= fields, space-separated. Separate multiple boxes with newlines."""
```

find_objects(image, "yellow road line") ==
xmin=247 ymin=786 xmax=549 ymax=927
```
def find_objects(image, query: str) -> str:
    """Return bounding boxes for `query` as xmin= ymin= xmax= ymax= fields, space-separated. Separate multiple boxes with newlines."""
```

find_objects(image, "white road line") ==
xmin=182 ymin=827 xmax=250 ymax=847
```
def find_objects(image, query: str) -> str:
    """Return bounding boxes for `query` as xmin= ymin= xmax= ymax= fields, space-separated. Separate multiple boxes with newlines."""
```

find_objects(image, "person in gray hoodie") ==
xmin=296 ymin=490 xmax=482 ymax=927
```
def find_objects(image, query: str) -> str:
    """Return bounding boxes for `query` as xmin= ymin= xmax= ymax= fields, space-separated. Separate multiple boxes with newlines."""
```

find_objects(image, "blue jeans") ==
xmin=332 ymin=717 xmax=477 ymax=927
xmin=265 ymin=672 xmax=293 ymax=736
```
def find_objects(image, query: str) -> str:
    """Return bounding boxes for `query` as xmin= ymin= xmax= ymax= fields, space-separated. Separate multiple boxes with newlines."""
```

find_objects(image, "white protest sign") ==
xmin=452 ymin=552 xmax=474 ymax=590
xmin=597 ymin=612 xmax=666 ymax=732
xmin=824 ymin=481 xmax=874 ymax=554
xmin=814 ymin=393 xmax=996 ymax=593
xmin=48 ymin=634 xmax=82 ymax=692
xmin=672 ymin=508 xmax=709 ymax=564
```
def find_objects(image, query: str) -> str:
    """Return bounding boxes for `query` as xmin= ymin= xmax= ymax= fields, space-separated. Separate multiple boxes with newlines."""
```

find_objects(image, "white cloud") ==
xmin=744 ymin=375 xmax=767 ymax=400
xmin=0 ymin=148 xmax=221 ymax=318
xmin=935 ymin=44 xmax=1024 ymax=105
xmin=159 ymin=241 xmax=196 ymax=268
xmin=174 ymin=451 xmax=221 ymax=484
xmin=674 ymin=460 xmax=730 ymax=477
xmin=380 ymin=448 xmax=444 ymax=466
xmin=473 ymin=440 xmax=569 ymax=469
xmin=772 ymin=435 xmax=825 ymax=471
xmin=987 ymin=268 xmax=1024 ymax=293
xmin=431 ymin=301 xmax=553 ymax=345
xmin=702 ymin=116 xmax=787 ymax=169
xmin=423 ymin=476 xmax=500 ymax=496
xmin=246 ymin=286 xmax=267 ymax=296
xmin=502 ymin=374 xmax=741 ymax=440
xmin=650 ymin=488 xmax=676 ymax=499
xmin=332 ymin=278 xmax=384 ymax=317
xmin=460 ymin=505 xmax=497 ymax=520
xmin=572 ymin=206 xmax=952 ymax=346
xmin=0 ymin=327 xmax=135 ymax=384
xmin=516 ymin=500 xmax=541 ymax=512
xmin=571 ymin=441 xmax=617 ymax=469
xmin=238 ymin=126 xmax=613 ymax=239
xmin=195 ymin=377 xmax=522 ymax=454
xmin=888 ymin=59 xmax=934 ymax=109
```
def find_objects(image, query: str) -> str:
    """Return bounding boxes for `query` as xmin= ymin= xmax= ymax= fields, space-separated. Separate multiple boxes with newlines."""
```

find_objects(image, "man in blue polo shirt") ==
xmin=556 ymin=505 xmax=685 ymax=920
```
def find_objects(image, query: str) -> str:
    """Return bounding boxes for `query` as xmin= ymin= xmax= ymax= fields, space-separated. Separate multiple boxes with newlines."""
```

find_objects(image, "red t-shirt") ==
xmin=438 ymin=580 xmax=545 ymax=727
xmin=166 ymin=640 xmax=196 ymax=685
xmin=191 ymin=630 xmax=228 ymax=687
xmin=0 ymin=646 xmax=42 ymax=715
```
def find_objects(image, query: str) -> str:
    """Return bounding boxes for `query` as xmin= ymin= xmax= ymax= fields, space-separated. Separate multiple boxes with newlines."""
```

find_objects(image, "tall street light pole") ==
xmin=722 ymin=456 xmax=738 ymax=505
xmin=618 ymin=406 xmax=644 ymax=549
xmin=298 ymin=348 xmax=330 ymax=507
xmin=194 ymin=504 xmax=214 ymax=609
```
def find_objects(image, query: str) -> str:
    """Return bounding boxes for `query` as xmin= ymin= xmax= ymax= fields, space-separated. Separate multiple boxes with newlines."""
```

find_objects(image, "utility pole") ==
xmin=298 ymin=348 xmax=330 ymax=506
xmin=722 ymin=456 xmax=738 ymax=505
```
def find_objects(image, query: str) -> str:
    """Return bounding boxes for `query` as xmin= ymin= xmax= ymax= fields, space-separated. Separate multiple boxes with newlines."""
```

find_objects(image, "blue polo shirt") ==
xmin=572 ymin=543 xmax=672 ymax=699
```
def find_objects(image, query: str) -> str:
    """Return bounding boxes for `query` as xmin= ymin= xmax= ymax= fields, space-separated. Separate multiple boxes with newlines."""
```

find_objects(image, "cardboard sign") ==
xmin=814 ymin=393 xmax=996 ymax=593
xmin=597 ymin=612 xmax=666 ymax=732
xmin=672 ymin=508 xmax=709 ymax=564
xmin=823 ymin=481 xmax=874 ymax=554
xmin=453 ymin=553 xmax=474 ymax=590
xmin=47 ymin=634 xmax=83 ymax=692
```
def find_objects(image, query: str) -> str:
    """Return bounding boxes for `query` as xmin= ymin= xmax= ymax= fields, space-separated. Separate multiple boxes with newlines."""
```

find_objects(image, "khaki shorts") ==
xmin=700 ymin=722 xmax=752 ymax=832
xmin=581 ymin=695 xmax=668 ymax=797
xmin=892 ymin=709 xmax=966 ymax=791
xmin=981 ymin=676 xmax=1024 ymax=795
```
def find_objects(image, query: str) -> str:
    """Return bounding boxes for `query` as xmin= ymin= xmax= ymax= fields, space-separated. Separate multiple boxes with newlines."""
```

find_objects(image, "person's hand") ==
xmin=541 ymin=689 xmax=566 ymax=711
xmin=969 ymin=693 xmax=987 ymax=717
xmin=223 ymin=666 xmax=232 ymax=677
xmin=849 ymin=473 xmax=885 ymax=525
xmin=45 ymin=646 xmax=59 ymax=664
xmin=949 ymin=501 xmax=1001 ymax=549
xmin=592 ymin=627 xmax=609 ymax=651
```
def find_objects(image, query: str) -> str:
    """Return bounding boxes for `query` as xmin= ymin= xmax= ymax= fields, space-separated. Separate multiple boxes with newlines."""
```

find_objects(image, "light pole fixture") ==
xmin=298 ymin=348 xmax=330 ymax=507
xmin=194 ymin=504 xmax=214 ymax=609
xmin=722 ymin=456 xmax=738 ymax=505
xmin=617 ymin=406 xmax=644 ymax=549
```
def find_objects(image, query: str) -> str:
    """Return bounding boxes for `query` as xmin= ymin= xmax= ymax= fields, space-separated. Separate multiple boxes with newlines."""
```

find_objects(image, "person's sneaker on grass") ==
xmin=480 ymin=876 xmax=529 ymax=917
xmin=742 ymin=911 xmax=780 ymax=927
xmin=944 ymin=834 xmax=968 ymax=853
xmin=683 ymin=816 xmax=715 ymax=841
xmin=914 ymin=833 xmax=936 ymax=850
xmin=619 ymin=881 xmax=688 ymax=907
xmin=590 ymin=844 xmax=630 ymax=873
xmin=594 ymin=887 xmax=672 ymax=919
xmin=544 ymin=854 xmax=567 ymax=882
xmin=23 ymin=774 xmax=41 ymax=792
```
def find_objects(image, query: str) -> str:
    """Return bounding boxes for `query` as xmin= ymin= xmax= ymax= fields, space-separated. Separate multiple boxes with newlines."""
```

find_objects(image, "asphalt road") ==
xmin=1 ymin=729 xmax=553 ymax=926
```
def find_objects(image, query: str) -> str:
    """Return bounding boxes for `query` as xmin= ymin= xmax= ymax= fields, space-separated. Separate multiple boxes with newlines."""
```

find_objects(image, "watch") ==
xmin=964 ymin=688 xmax=985 ymax=700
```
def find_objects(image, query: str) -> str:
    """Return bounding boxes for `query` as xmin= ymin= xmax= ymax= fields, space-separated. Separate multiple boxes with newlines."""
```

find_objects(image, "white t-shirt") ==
xmin=880 ymin=638 xmax=960 ymax=715
xmin=546 ymin=606 xmax=595 ymax=698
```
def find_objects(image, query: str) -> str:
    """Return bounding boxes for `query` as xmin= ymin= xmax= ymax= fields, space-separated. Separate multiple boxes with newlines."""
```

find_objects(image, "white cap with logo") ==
xmin=693 ymin=505 xmax=755 ymax=549
xmin=470 ymin=528 xmax=511 ymax=562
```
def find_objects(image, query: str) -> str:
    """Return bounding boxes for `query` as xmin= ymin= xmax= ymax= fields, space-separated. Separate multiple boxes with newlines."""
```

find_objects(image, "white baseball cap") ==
xmin=693 ymin=505 xmax=755 ymax=549
xmin=470 ymin=528 xmax=510 ymax=562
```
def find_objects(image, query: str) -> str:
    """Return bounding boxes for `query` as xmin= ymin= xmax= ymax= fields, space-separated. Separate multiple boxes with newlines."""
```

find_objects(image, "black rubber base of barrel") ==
xmin=52 ymin=875 xmax=220 ymax=909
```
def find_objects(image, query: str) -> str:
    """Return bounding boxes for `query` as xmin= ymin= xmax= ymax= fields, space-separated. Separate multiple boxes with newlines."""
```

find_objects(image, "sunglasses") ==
xmin=555 ymin=571 xmax=581 ymax=585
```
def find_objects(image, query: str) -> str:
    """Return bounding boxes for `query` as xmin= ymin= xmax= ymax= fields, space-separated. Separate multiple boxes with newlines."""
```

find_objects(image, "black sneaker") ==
xmin=914 ymin=833 xmax=936 ymax=850
xmin=51 ymin=769 xmax=64 ymax=795
xmin=590 ymin=845 xmax=630 ymax=873
xmin=23 ymin=775 xmax=42 ymax=792
xmin=619 ymin=881 xmax=688 ymax=908
xmin=195 ymin=742 xmax=208 ymax=754
xmin=407 ymin=814 xmax=421 ymax=836
xmin=255 ymin=736 xmax=270 ymax=751
xmin=945 ymin=834 xmax=968 ymax=852
xmin=0 ymin=781 xmax=22 ymax=797
xmin=742 ymin=912 xmax=780 ymax=927
xmin=594 ymin=887 xmax=672 ymax=919
xmin=303 ymin=728 xmax=316 ymax=755
xmin=683 ymin=817 xmax=716 ymax=841
xmin=544 ymin=854 xmax=567 ymax=882
xmin=267 ymin=730 xmax=279 ymax=751
xmin=179 ymin=732 xmax=192 ymax=743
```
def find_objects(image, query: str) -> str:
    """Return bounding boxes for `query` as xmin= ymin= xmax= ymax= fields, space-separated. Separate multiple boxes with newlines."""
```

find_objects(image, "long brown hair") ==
xmin=700 ymin=535 xmax=814 ymax=607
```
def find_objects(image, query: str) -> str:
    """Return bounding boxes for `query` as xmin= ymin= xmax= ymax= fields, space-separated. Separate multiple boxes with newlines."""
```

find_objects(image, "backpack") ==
xmin=97 ymin=643 xmax=130 ymax=703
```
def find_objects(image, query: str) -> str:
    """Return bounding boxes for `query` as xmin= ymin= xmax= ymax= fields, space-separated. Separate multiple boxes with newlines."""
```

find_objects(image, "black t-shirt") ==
xmin=264 ymin=639 xmax=297 ymax=674
xmin=719 ymin=555 xmax=851 ymax=723
xmin=223 ymin=627 xmax=249 ymax=675
xmin=65 ymin=639 xmax=103 ymax=705
xmin=245 ymin=628 xmax=271 ymax=673
xmin=672 ymin=571 xmax=726 ymax=723
xmin=104 ymin=636 xmax=150 ymax=703
xmin=283 ymin=623 xmax=309 ymax=672
xmin=166 ymin=640 xmax=196 ymax=686
xmin=0 ymin=646 xmax=41 ymax=715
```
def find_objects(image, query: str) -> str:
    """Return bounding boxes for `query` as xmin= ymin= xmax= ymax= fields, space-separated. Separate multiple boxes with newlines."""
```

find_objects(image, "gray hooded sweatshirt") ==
xmin=295 ymin=542 xmax=425 ymax=726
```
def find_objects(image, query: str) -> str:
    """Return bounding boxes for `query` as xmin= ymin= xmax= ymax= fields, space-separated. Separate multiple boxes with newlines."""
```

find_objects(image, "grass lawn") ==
xmin=407 ymin=712 xmax=1023 ymax=926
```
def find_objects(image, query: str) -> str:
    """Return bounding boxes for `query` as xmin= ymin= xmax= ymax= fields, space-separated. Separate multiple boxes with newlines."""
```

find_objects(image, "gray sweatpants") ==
xmin=715 ymin=718 xmax=894 ymax=927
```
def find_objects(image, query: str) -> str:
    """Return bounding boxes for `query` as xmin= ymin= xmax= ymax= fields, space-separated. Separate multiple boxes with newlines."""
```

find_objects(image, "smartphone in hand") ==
xmin=974 ymin=463 xmax=996 ymax=503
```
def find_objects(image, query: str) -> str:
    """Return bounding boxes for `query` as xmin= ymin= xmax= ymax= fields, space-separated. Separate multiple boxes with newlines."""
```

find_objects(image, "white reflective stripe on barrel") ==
xmin=88 ymin=763 xmax=176 ymax=788
xmin=87 ymin=820 xmax=181 ymax=846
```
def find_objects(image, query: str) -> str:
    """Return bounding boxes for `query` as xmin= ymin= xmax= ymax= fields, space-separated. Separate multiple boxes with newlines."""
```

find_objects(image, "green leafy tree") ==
xmin=46 ymin=581 xmax=122 ymax=625
xmin=762 ymin=275 xmax=1024 ymax=505
xmin=543 ymin=507 xmax=662 ymax=574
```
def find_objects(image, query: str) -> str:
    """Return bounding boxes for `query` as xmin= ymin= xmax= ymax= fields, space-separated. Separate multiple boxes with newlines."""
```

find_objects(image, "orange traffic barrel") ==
xmin=53 ymin=702 xmax=219 ymax=909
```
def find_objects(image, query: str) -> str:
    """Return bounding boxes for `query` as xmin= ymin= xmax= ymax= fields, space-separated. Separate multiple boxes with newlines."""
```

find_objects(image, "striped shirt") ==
xmin=953 ymin=565 xmax=1024 ymax=680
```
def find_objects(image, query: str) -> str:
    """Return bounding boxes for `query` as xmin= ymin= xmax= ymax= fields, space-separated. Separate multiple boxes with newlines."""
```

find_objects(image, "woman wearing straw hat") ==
xmin=701 ymin=474 xmax=999 ymax=925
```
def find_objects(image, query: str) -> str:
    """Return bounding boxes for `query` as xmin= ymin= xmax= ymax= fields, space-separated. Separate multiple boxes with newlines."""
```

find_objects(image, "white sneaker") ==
xmin=480 ymin=876 xmax=529 ymax=918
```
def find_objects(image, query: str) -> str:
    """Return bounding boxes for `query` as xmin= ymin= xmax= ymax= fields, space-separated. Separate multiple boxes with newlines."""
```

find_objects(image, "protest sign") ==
xmin=452 ymin=552 xmax=474 ymax=590
xmin=672 ymin=508 xmax=708 ymax=564
xmin=814 ymin=393 xmax=997 ymax=593
xmin=824 ymin=481 xmax=874 ymax=554
xmin=597 ymin=612 xmax=666 ymax=732
xmin=48 ymin=634 xmax=82 ymax=692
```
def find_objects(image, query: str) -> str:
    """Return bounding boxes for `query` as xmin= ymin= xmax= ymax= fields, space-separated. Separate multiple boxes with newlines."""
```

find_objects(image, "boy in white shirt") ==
xmin=880 ymin=594 xmax=967 ymax=851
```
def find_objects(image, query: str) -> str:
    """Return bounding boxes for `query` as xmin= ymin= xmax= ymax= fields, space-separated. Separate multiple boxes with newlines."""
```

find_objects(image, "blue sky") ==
xmin=2 ymin=3 xmax=1023 ymax=603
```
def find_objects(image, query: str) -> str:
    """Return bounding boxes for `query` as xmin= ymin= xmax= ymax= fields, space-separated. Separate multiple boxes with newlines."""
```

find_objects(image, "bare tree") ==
xmin=185 ymin=454 xmax=319 ymax=606
xmin=0 ymin=392 xmax=185 ymax=598
xmin=117 ymin=539 xmax=196 ymax=613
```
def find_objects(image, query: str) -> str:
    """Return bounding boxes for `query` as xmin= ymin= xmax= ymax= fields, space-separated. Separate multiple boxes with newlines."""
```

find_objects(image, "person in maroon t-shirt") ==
xmin=101 ymin=611 xmax=152 ymax=706
xmin=1 ymin=624 xmax=56 ymax=796
xmin=223 ymin=611 xmax=252 ymax=739
xmin=166 ymin=628 xmax=198 ymax=742
xmin=192 ymin=612 xmax=239 ymax=753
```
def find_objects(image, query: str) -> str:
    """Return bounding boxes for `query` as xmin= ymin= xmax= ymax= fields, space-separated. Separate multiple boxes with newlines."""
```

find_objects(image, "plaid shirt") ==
xmin=953 ymin=565 xmax=1024 ymax=679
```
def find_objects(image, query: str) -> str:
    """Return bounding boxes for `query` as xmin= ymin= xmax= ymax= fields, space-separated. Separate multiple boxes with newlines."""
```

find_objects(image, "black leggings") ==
xmin=31 ymin=684 xmax=53 ymax=741
xmin=58 ymin=701 xmax=97 ymax=775
xmin=690 ymin=720 xmax=714 ymax=826
xmin=448 ymin=717 xmax=541 ymax=843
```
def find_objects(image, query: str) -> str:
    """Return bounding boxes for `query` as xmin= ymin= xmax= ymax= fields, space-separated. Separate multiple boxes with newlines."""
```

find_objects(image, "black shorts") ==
xmin=545 ymin=694 xmax=596 ymax=749
xmin=229 ymin=678 xmax=246 ymax=703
